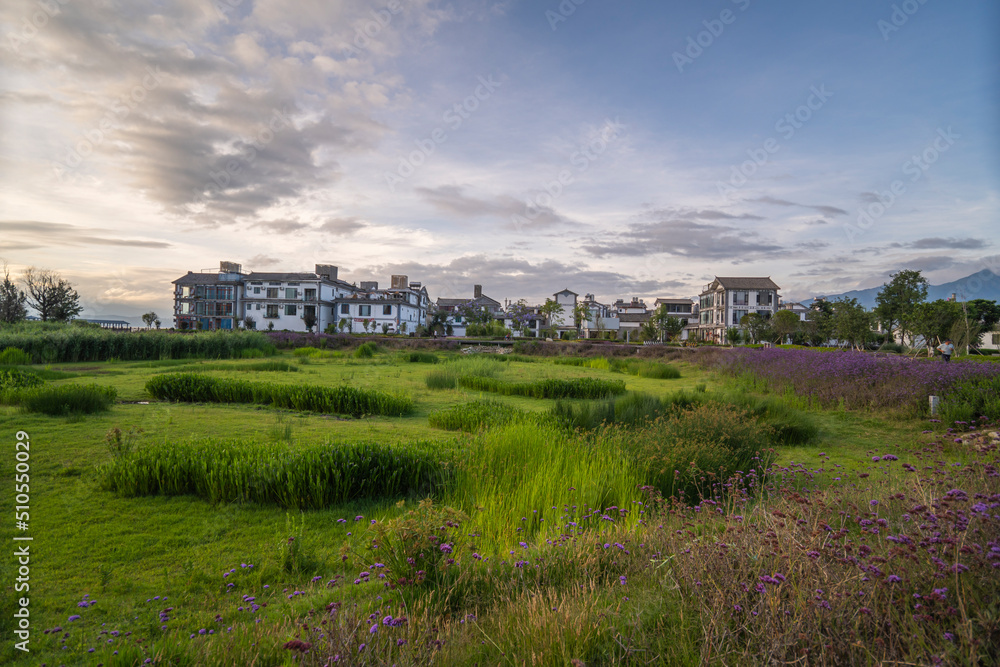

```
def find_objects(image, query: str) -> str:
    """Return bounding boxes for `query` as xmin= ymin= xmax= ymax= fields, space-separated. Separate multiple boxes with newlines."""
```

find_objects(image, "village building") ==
xmin=698 ymin=277 xmax=781 ymax=343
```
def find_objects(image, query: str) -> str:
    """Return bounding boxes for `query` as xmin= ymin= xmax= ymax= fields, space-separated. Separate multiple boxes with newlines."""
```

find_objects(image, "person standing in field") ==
xmin=936 ymin=339 xmax=955 ymax=363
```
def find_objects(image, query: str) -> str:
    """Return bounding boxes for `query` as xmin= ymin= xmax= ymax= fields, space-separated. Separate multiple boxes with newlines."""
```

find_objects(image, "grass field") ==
xmin=1 ymin=342 xmax=993 ymax=665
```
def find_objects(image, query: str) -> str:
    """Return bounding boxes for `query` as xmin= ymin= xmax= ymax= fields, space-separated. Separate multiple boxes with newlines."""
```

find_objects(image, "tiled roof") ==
xmin=714 ymin=277 xmax=781 ymax=290
xmin=617 ymin=313 xmax=650 ymax=323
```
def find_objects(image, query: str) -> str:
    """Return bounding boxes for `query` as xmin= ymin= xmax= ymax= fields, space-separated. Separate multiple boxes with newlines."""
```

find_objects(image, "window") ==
xmin=734 ymin=310 xmax=747 ymax=325
xmin=285 ymin=288 xmax=297 ymax=299
xmin=285 ymin=304 xmax=297 ymax=316
xmin=733 ymin=291 xmax=748 ymax=306
xmin=304 ymin=289 xmax=316 ymax=300
xmin=266 ymin=288 xmax=279 ymax=299
xmin=993 ymin=333 xmax=1000 ymax=345
xmin=383 ymin=305 xmax=392 ymax=315
xmin=246 ymin=304 xmax=252 ymax=310
xmin=265 ymin=305 xmax=279 ymax=318
xmin=340 ymin=304 xmax=349 ymax=314
xmin=253 ymin=287 xmax=261 ymax=294
xmin=304 ymin=305 xmax=315 ymax=319
xmin=359 ymin=305 xmax=371 ymax=316
xmin=255 ymin=304 xmax=261 ymax=310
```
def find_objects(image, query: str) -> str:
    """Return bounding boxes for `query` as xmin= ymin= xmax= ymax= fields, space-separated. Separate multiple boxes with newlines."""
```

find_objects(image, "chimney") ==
xmin=474 ymin=284 xmax=482 ymax=298
xmin=315 ymin=264 xmax=338 ymax=281
xmin=391 ymin=274 xmax=408 ymax=289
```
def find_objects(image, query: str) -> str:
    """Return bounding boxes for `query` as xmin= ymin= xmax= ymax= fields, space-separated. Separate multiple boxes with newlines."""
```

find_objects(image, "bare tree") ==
xmin=22 ymin=267 xmax=82 ymax=322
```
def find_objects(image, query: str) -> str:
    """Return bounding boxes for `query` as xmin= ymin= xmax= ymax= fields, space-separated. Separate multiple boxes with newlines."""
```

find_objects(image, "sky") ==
xmin=1 ymin=0 xmax=998 ymax=321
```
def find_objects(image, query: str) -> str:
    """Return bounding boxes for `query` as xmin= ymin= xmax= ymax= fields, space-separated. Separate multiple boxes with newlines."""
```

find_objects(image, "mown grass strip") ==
xmin=100 ymin=438 xmax=449 ymax=509
xmin=145 ymin=373 xmax=413 ymax=417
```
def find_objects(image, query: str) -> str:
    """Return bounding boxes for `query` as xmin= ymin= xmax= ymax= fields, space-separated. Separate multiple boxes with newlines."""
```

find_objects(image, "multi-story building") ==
xmin=172 ymin=262 xmax=244 ymax=331
xmin=579 ymin=293 xmax=620 ymax=339
xmin=612 ymin=297 xmax=649 ymax=342
xmin=334 ymin=275 xmax=429 ymax=335
xmin=698 ymin=277 xmax=780 ymax=343
xmin=434 ymin=285 xmax=503 ymax=336
xmin=242 ymin=265 xmax=354 ymax=332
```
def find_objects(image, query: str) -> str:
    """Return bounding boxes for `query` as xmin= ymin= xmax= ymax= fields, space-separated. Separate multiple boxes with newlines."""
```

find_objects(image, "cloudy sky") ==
xmin=1 ymin=0 xmax=997 ymax=320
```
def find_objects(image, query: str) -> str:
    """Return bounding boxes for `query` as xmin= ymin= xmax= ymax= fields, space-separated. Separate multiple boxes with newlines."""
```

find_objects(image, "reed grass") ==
xmin=15 ymin=383 xmax=117 ymax=416
xmin=145 ymin=373 xmax=414 ymax=417
xmin=100 ymin=438 xmax=450 ymax=509
xmin=405 ymin=351 xmax=439 ymax=364
xmin=428 ymin=399 xmax=538 ymax=432
xmin=425 ymin=369 xmax=458 ymax=389
xmin=0 ymin=347 xmax=32 ymax=365
xmin=457 ymin=375 xmax=626 ymax=400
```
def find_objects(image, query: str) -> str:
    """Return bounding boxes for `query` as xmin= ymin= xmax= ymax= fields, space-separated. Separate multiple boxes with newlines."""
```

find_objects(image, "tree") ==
xmin=573 ymin=302 xmax=592 ymax=332
xmin=639 ymin=320 xmax=658 ymax=342
xmin=154 ymin=319 xmax=161 ymax=329
xmin=22 ymin=267 xmax=82 ymax=322
xmin=965 ymin=299 xmax=1000 ymax=347
xmin=740 ymin=313 xmax=771 ymax=344
xmin=142 ymin=311 xmax=158 ymax=328
xmin=506 ymin=300 xmax=532 ymax=336
xmin=0 ymin=263 xmax=28 ymax=324
xmin=911 ymin=300 xmax=961 ymax=354
xmin=725 ymin=326 xmax=742 ymax=346
xmin=831 ymin=297 xmax=873 ymax=350
xmin=539 ymin=299 xmax=564 ymax=329
xmin=338 ymin=318 xmax=349 ymax=334
xmin=243 ymin=315 xmax=257 ymax=330
xmin=303 ymin=311 xmax=317 ymax=333
xmin=771 ymin=309 xmax=801 ymax=344
xmin=874 ymin=269 xmax=928 ymax=345
xmin=804 ymin=300 xmax=835 ymax=346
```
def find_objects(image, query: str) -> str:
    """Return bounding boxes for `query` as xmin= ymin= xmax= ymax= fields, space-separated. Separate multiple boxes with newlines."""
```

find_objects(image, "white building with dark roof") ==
xmin=698 ymin=276 xmax=781 ymax=343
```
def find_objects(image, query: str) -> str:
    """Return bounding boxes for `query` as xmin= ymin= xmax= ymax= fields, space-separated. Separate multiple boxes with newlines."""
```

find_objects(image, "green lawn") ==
xmin=0 ymin=348 xmax=944 ymax=665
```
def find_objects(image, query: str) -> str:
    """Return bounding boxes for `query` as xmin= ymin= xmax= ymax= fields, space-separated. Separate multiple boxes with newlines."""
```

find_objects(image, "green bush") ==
xmin=0 ymin=347 xmax=32 ymax=365
xmin=941 ymin=375 xmax=1000 ymax=423
xmin=0 ymin=368 xmax=43 ymax=391
xmin=101 ymin=438 xmax=448 ymax=509
xmin=17 ymin=383 xmax=117 ymax=416
xmin=145 ymin=373 xmax=413 ymax=417
xmin=625 ymin=403 xmax=777 ymax=500
xmin=293 ymin=346 xmax=322 ymax=357
xmin=406 ymin=351 xmax=439 ymax=364
xmin=354 ymin=342 xmax=379 ymax=358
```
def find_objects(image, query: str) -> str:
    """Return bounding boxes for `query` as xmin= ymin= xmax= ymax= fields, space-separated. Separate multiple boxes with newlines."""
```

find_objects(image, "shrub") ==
xmin=293 ymin=346 xmax=322 ymax=357
xmin=0 ymin=368 xmax=43 ymax=391
xmin=941 ymin=374 xmax=1000 ymax=423
xmin=354 ymin=342 xmax=379 ymax=358
xmin=426 ymin=369 xmax=458 ymax=389
xmin=145 ymin=373 xmax=413 ymax=417
xmin=0 ymin=347 xmax=32 ymax=365
xmin=626 ymin=403 xmax=777 ymax=500
xmin=428 ymin=399 xmax=535 ymax=432
xmin=18 ymin=383 xmax=117 ymax=416
xmin=100 ymin=438 xmax=448 ymax=509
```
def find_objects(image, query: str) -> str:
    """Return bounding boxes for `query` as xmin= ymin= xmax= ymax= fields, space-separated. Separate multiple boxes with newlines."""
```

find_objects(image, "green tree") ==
xmin=573 ymin=302 xmax=592 ymax=331
xmin=771 ymin=309 xmax=801 ymax=344
xmin=832 ymin=297 xmax=873 ymax=350
xmin=725 ymin=326 xmax=742 ymax=346
xmin=243 ymin=315 xmax=256 ymax=330
xmin=0 ymin=263 xmax=28 ymax=324
xmin=303 ymin=311 xmax=317 ymax=333
xmin=804 ymin=300 xmax=835 ymax=346
xmin=22 ymin=267 xmax=83 ymax=322
xmin=911 ymin=300 xmax=962 ymax=354
xmin=874 ymin=269 xmax=928 ymax=345
xmin=142 ymin=311 xmax=158 ymax=328
xmin=739 ymin=312 xmax=771 ymax=344
xmin=540 ymin=299 xmax=564 ymax=336
xmin=966 ymin=299 xmax=1000 ymax=346
xmin=649 ymin=305 xmax=684 ymax=342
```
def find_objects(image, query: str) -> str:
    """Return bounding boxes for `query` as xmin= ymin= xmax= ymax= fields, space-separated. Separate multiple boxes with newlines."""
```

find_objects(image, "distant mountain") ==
xmin=804 ymin=269 xmax=1000 ymax=310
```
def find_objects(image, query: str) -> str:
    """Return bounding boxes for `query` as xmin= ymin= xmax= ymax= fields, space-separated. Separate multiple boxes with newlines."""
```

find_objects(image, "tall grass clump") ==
xmin=457 ymin=376 xmax=626 ymax=400
xmin=145 ymin=373 xmax=413 ymax=417
xmin=448 ymin=355 xmax=505 ymax=378
xmin=354 ymin=342 xmax=380 ymax=358
xmin=101 ymin=438 xmax=449 ymax=509
xmin=450 ymin=421 xmax=642 ymax=546
xmin=16 ymin=383 xmax=117 ymax=416
xmin=428 ymin=399 xmax=536 ymax=432
xmin=0 ymin=347 xmax=32 ymax=365
xmin=624 ymin=403 xmax=777 ymax=500
xmin=552 ymin=392 xmax=667 ymax=430
xmin=0 ymin=323 xmax=276 ymax=363
xmin=425 ymin=368 xmax=458 ymax=389
xmin=405 ymin=351 xmax=439 ymax=364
